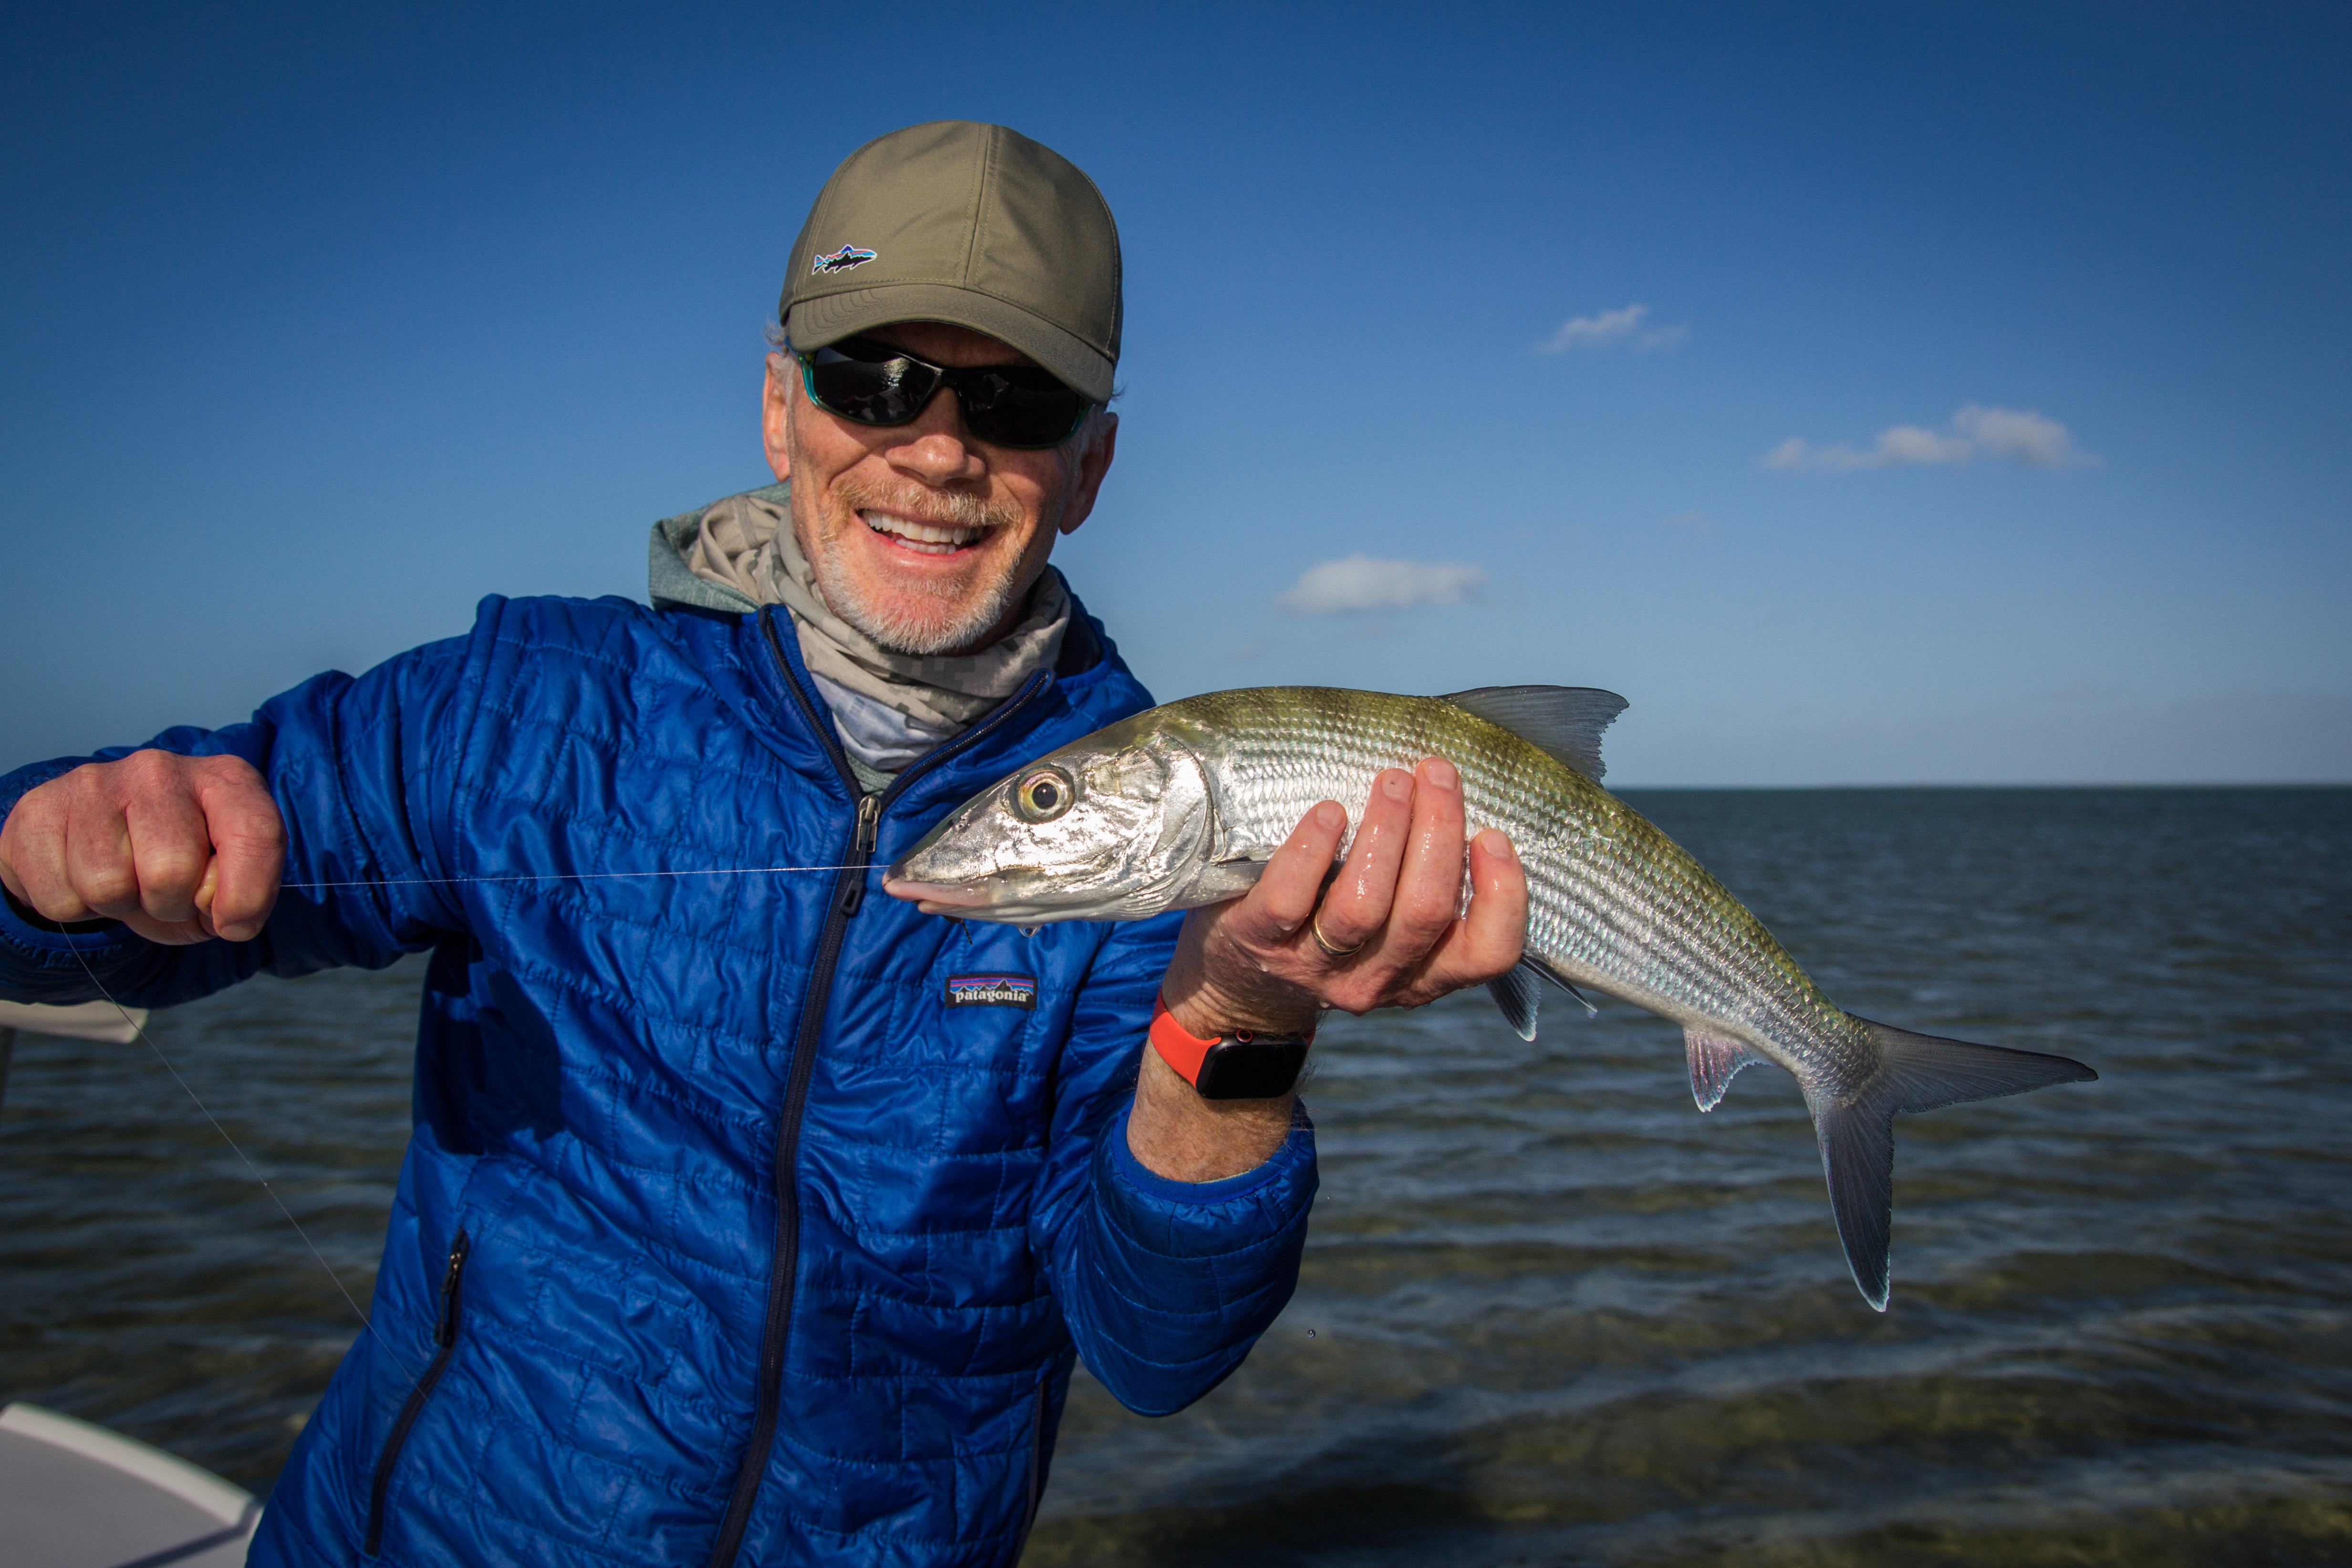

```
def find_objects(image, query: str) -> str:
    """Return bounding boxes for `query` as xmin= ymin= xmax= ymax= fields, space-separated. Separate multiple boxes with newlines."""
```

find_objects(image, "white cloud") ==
xmin=1764 ymin=405 xmax=2092 ymax=472
xmin=1876 ymin=424 xmax=1975 ymax=466
xmin=1538 ymin=302 xmax=1688 ymax=354
xmin=1543 ymin=304 xmax=1645 ymax=350
xmin=1954 ymin=404 xmax=2081 ymax=466
xmin=1275 ymin=555 xmax=1488 ymax=615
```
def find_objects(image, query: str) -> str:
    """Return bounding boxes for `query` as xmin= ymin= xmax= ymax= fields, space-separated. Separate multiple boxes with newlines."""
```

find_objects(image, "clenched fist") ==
xmin=0 ymin=750 xmax=285 ymax=945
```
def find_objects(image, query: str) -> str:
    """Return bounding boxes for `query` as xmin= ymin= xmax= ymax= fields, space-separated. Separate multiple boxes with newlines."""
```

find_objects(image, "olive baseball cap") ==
xmin=780 ymin=121 xmax=1122 ymax=404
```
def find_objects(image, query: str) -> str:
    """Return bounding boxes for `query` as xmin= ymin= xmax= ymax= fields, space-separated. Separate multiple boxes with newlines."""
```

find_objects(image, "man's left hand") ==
xmin=1163 ymin=756 xmax=1528 ymax=1039
xmin=1127 ymin=757 xmax=1528 ymax=1183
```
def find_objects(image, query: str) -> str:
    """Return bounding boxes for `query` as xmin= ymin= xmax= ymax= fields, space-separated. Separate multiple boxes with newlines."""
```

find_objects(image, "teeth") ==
xmin=864 ymin=511 xmax=986 ymax=554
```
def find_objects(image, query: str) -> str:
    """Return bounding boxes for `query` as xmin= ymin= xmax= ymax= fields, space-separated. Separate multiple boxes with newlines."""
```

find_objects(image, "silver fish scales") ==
xmin=887 ymin=685 xmax=2095 ymax=1308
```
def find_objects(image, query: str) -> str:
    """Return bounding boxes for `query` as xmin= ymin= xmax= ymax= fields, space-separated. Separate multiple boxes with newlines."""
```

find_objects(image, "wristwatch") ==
xmin=1148 ymin=995 xmax=1315 ymax=1100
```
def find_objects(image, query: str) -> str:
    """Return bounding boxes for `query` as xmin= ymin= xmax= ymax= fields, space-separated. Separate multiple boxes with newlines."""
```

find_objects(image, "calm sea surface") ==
xmin=3 ymin=788 xmax=2347 ymax=1564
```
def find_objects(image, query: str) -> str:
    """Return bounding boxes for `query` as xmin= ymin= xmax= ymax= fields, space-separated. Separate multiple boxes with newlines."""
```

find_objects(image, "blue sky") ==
xmin=2 ymin=2 xmax=2345 ymax=784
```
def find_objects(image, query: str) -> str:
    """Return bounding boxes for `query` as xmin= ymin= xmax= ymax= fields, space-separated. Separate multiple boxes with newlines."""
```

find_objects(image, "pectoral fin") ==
xmin=1488 ymin=960 xmax=1545 ymax=1041
xmin=1686 ymin=1028 xmax=1769 ymax=1111
xmin=1538 ymin=965 xmax=1600 ymax=1017
xmin=1489 ymin=957 xmax=1600 ymax=1041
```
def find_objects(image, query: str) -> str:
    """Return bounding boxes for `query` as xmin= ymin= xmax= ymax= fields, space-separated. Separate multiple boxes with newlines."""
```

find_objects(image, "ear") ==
xmin=1057 ymin=412 xmax=1119 ymax=537
xmin=762 ymin=353 xmax=794 ymax=482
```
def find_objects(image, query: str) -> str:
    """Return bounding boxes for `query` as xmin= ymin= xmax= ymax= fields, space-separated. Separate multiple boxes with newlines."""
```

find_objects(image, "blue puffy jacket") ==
xmin=0 ymin=588 xmax=1317 ymax=1566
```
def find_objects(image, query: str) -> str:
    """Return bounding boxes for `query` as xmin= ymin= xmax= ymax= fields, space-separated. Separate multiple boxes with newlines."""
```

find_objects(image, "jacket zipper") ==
xmin=364 ymin=1228 xmax=470 ymax=1557
xmin=840 ymin=793 xmax=881 ymax=915
xmin=703 ymin=611 xmax=1051 ymax=1568
xmin=1020 ymin=1379 xmax=1047 ymax=1547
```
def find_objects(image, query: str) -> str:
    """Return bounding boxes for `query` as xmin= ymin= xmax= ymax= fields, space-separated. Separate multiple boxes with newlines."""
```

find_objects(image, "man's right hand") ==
xmin=0 ymin=751 xmax=285 ymax=945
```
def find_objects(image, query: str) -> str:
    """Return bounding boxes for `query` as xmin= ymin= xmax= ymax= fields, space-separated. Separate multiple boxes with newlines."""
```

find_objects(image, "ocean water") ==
xmin=3 ymin=788 xmax=2347 ymax=1564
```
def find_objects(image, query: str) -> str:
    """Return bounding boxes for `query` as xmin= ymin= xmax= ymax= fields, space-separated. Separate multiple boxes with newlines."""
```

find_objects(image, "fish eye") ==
xmin=1012 ymin=766 xmax=1077 ymax=823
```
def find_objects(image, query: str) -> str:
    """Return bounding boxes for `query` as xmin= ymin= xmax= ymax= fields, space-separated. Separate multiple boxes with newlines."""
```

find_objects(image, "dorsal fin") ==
xmin=1440 ymin=686 xmax=1628 ymax=781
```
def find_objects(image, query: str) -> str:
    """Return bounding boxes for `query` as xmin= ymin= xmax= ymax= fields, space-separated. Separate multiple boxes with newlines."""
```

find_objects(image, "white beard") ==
xmin=802 ymin=527 xmax=1035 ymax=656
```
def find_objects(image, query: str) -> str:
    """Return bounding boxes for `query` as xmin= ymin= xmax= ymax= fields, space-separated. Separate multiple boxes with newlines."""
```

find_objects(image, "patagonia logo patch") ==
xmin=812 ymin=243 xmax=878 ymax=275
xmin=945 ymin=973 xmax=1037 ymax=1010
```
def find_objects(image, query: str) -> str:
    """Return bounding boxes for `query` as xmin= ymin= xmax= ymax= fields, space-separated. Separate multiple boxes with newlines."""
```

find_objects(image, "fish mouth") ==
xmin=880 ymin=876 xmax=991 ymax=913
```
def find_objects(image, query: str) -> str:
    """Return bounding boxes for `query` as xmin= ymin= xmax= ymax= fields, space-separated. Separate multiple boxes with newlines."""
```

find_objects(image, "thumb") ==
xmin=191 ymin=859 xmax=221 ymax=939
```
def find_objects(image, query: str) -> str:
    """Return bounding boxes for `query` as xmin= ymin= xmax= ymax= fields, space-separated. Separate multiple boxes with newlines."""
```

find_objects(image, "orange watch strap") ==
xmin=1147 ymin=995 xmax=1217 ymax=1087
xmin=1148 ymin=994 xmax=1317 ymax=1090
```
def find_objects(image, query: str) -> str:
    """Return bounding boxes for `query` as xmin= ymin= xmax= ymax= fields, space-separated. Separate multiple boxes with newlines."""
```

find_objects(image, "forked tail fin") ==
xmin=1813 ymin=1018 xmax=2097 ymax=1311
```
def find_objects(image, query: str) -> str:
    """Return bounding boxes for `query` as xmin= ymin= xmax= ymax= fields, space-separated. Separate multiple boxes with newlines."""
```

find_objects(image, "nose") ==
xmin=882 ymin=391 xmax=988 ymax=486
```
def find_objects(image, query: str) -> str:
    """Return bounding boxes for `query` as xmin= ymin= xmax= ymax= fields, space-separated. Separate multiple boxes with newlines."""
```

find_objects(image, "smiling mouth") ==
xmin=863 ymin=510 xmax=993 ymax=555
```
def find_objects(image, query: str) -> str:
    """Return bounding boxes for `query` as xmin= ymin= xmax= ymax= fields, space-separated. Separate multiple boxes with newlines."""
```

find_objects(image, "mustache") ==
xmin=836 ymin=479 xmax=1021 ymax=534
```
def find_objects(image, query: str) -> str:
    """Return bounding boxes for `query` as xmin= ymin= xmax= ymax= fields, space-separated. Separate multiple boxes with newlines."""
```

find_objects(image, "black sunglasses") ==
xmin=794 ymin=335 xmax=1093 ymax=450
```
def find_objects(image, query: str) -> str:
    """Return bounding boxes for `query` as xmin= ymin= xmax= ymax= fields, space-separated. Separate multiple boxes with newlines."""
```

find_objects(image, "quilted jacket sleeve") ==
xmin=0 ymin=631 xmax=482 ymax=1007
xmin=1029 ymin=915 xmax=1319 ymax=1416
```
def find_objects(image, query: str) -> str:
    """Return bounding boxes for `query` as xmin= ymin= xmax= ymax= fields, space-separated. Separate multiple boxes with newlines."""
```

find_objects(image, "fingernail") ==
xmin=1380 ymin=771 xmax=1414 ymax=802
xmin=1481 ymin=829 xmax=1516 ymax=861
xmin=1423 ymin=758 xmax=1458 ymax=791
xmin=1315 ymin=801 xmax=1344 ymax=831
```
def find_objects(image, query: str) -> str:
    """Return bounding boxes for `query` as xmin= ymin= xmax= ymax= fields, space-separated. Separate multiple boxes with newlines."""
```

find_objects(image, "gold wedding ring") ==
xmin=1309 ymin=914 xmax=1366 ymax=959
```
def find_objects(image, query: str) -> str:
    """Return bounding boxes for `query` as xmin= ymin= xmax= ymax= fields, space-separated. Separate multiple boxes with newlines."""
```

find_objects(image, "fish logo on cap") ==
xmin=812 ymin=244 xmax=878 ymax=275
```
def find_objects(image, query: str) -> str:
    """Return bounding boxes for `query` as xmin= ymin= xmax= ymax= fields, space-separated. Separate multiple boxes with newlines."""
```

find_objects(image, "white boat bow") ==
xmin=0 ymin=1402 xmax=259 ymax=1567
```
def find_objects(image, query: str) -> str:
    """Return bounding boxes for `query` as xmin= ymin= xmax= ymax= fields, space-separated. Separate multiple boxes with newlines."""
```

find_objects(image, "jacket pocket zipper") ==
xmin=364 ymin=1228 xmax=470 ymax=1556
xmin=1020 ymin=1379 xmax=1047 ymax=1546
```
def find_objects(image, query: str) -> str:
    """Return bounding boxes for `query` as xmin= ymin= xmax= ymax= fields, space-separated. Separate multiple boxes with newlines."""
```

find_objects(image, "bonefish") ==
xmin=885 ymin=686 xmax=2096 ymax=1308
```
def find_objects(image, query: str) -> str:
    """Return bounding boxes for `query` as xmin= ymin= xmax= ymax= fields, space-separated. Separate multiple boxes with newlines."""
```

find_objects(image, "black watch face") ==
xmin=1194 ymin=1038 xmax=1309 ymax=1101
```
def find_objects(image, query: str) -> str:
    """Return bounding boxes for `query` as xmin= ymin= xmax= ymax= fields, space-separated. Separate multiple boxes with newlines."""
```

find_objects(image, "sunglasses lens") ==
xmin=955 ymin=370 xmax=1088 ymax=449
xmin=804 ymin=340 xmax=938 ymax=426
xmin=802 ymin=338 xmax=1088 ymax=448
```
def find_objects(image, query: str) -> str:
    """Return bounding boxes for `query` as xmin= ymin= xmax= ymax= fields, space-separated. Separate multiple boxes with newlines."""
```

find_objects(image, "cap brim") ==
xmin=785 ymin=283 xmax=1114 ymax=404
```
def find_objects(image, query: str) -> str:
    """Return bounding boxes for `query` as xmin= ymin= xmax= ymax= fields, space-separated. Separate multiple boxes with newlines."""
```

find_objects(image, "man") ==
xmin=0 ymin=122 xmax=1525 ymax=1566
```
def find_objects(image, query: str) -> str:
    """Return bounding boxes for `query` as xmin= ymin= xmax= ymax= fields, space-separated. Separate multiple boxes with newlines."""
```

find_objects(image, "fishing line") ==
xmin=62 ymin=941 xmax=420 ymax=1381
xmin=282 ymin=863 xmax=880 ymax=893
